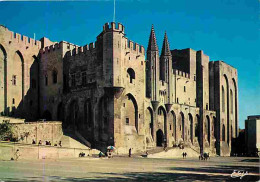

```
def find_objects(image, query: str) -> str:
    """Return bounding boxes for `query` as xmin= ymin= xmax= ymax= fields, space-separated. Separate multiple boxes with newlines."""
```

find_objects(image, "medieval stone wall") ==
xmin=209 ymin=61 xmax=238 ymax=156
xmin=0 ymin=25 xmax=41 ymax=121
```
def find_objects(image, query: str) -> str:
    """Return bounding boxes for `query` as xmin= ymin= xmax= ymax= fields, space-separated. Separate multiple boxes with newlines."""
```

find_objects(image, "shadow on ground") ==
xmin=240 ymin=158 xmax=259 ymax=163
xmin=1 ymin=169 xmax=259 ymax=182
xmin=168 ymin=165 xmax=259 ymax=174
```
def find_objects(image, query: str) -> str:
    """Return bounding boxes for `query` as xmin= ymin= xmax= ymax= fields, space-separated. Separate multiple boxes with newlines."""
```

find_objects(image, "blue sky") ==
xmin=0 ymin=0 xmax=259 ymax=129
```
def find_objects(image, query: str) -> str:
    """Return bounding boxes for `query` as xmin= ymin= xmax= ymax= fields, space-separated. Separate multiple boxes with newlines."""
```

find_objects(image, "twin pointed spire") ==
xmin=161 ymin=31 xmax=171 ymax=56
xmin=147 ymin=24 xmax=158 ymax=51
xmin=147 ymin=25 xmax=172 ymax=56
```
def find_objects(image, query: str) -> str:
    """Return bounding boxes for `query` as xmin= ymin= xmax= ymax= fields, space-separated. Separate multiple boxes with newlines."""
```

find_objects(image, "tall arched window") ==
xmin=180 ymin=112 xmax=185 ymax=141
xmin=52 ymin=69 xmax=58 ymax=84
xmin=189 ymin=114 xmax=193 ymax=143
xmin=222 ymin=86 xmax=225 ymax=112
xmin=222 ymin=124 xmax=225 ymax=141
xmin=230 ymin=89 xmax=233 ymax=114
xmin=0 ymin=44 xmax=7 ymax=114
xmin=127 ymin=68 xmax=135 ymax=83
xmin=206 ymin=115 xmax=210 ymax=144
xmin=84 ymin=99 xmax=92 ymax=128
xmin=45 ymin=75 xmax=48 ymax=86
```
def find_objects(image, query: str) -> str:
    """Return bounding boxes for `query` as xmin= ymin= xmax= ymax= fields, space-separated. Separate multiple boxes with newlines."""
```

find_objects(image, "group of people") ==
xmin=182 ymin=152 xmax=188 ymax=158
xmin=179 ymin=144 xmax=185 ymax=150
xmin=45 ymin=141 xmax=52 ymax=145
xmin=32 ymin=139 xmax=62 ymax=147
xmin=199 ymin=153 xmax=210 ymax=160
xmin=79 ymin=152 xmax=86 ymax=157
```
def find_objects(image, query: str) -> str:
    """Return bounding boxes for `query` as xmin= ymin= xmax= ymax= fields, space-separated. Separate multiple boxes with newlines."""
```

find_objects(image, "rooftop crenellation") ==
xmin=103 ymin=22 xmax=125 ymax=33
xmin=0 ymin=25 xmax=41 ymax=49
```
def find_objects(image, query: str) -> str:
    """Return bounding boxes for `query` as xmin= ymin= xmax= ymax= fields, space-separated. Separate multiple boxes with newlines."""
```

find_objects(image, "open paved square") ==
xmin=0 ymin=157 xmax=259 ymax=181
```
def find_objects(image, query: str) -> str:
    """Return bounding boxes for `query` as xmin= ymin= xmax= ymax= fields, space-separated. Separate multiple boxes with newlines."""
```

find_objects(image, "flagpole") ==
xmin=113 ymin=0 xmax=116 ymax=22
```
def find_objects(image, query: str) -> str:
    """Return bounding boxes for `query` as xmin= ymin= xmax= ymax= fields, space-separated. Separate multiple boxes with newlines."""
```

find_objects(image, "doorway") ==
xmin=156 ymin=129 xmax=164 ymax=147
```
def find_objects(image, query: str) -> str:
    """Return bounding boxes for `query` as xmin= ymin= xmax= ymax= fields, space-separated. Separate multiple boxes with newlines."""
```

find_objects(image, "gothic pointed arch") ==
xmin=206 ymin=115 xmax=210 ymax=144
xmin=156 ymin=129 xmax=163 ymax=146
xmin=12 ymin=50 xmax=25 ymax=112
xmin=158 ymin=106 xmax=167 ymax=140
xmin=146 ymin=107 xmax=154 ymax=139
xmin=98 ymin=96 xmax=108 ymax=136
xmin=125 ymin=93 xmax=138 ymax=132
xmin=84 ymin=98 xmax=92 ymax=129
xmin=223 ymin=74 xmax=229 ymax=144
xmin=222 ymin=124 xmax=225 ymax=141
xmin=127 ymin=68 xmax=135 ymax=83
xmin=188 ymin=113 xmax=193 ymax=144
xmin=52 ymin=68 xmax=58 ymax=84
xmin=67 ymin=99 xmax=79 ymax=129
xmin=195 ymin=114 xmax=200 ymax=144
xmin=213 ymin=116 xmax=217 ymax=139
xmin=180 ymin=112 xmax=185 ymax=141
xmin=171 ymin=110 xmax=177 ymax=142
xmin=232 ymin=78 xmax=238 ymax=137
xmin=0 ymin=44 xmax=7 ymax=115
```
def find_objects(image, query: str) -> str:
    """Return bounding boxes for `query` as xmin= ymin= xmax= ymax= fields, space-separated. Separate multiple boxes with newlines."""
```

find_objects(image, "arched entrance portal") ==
xmin=156 ymin=129 xmax=164 ymax=147
xmin=180 ymin=112 xmax=185 ymax=141
xmin=188 ymin=114 xmax=193 ymax=143
xmin=0 ymin=44 xmax=7 ymax=115
xmin=125 ymin=93 xmax=138 ymax=132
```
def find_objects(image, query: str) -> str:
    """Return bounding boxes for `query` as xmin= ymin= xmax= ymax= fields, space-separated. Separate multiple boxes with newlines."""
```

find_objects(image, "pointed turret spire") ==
xmin=147 ymin=24 xmax=158 ymax=51
xmin=161 ymin=31 xmax=171 ymax=56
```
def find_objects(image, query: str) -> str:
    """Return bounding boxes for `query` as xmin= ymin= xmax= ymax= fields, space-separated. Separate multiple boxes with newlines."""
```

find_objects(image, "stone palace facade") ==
xmin=0 ymin=22 xmax=238 ymax=155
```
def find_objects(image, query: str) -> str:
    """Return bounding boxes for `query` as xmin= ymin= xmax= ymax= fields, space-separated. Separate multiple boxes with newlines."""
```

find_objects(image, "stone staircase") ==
xmin=59 ymin=135 xmax=89 ymax=149
xmin=61 ymin=128 xmax=92 ymax=149
xmin=148 ymin=147 xmax=200 ymax=158
xmin=129 ymin=146 xmax=201 ymax=158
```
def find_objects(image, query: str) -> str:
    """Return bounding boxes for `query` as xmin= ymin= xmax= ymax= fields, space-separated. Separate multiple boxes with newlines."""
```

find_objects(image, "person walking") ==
xmin=14 ymin=149 xmax=20 ymax=161
xmin=129 ymin=148 xmax=132 ymax=157
xmin=184 ymin=152 xmax=187 ymax=158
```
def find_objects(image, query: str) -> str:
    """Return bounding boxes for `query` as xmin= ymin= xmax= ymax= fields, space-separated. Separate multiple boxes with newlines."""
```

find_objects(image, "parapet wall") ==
xmin=103 ymin=22 xmax=125 ymax=33
xmin=65 ymin=42 xmax=96 ymax=59
xmin=40 ymin=41 xmax=80 ymax=56
xmin=173 ymin=69 xmax=190 ymax=79
xmin=124 ymin=38 xmax=145 ymax=55
xmin=0 ymin=25 xmax=41 ymax=49
xmin=12 ymin=121 xmax=63 ymax=145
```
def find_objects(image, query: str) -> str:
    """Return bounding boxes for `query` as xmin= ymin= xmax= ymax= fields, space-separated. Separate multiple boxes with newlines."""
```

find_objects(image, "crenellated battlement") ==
xmin=103 ymin=22 xmax=125 ymax=33
xmin=40 ymin=41 xmax=81 ymax=56
xmin=124 ymin=38 xmax=145 ymax=55
xmin=40 ymin=42 xmax=63 ymax=55
xmin=65 ymin=42 xmax=96 ymax=59
xmin=0 ymin=25 xmax=41 ymax=49
xmin=173 ymin=69 xmax=190 ymax=79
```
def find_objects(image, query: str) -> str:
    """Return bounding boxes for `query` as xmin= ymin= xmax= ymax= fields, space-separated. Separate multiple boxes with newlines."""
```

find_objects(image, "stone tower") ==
xmin=146 ymin=25 xmax=160 ymax=109
xmin=160 ymin=32 xmax=173 ymax=104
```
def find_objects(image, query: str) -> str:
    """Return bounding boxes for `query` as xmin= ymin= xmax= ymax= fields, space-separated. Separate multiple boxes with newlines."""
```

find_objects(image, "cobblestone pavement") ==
xmin=0 ymin=157 xmax=259 ymax=181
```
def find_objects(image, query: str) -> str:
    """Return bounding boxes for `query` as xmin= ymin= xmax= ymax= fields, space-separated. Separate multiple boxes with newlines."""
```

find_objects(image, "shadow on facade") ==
xmin=231 ymin=129 xmax=246 ymax=156
xmin=1 ymin=54 xmax=40 ymax=121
